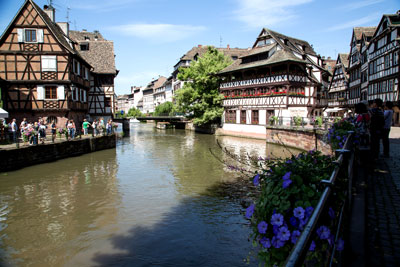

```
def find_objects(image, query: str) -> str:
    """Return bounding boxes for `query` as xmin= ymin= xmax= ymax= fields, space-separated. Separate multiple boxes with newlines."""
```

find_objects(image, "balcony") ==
xmin=220 ymin=74 xmax=307 ymax=89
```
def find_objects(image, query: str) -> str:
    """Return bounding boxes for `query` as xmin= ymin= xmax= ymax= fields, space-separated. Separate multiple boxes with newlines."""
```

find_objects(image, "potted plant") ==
xmin=269 ymin=116 xmax=278 ymax=126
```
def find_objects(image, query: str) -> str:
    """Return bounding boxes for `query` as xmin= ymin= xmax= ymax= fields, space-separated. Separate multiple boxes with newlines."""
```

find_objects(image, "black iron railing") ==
xmin=285 ymin=131 xmax=355 ymax=266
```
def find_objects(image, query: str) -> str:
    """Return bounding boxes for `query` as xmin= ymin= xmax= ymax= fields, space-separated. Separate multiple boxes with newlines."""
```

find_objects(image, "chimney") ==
xmin=82 ymin=29 xmax=87 ymax=32
xmin=328 ymin=56 xmax=331 ymax=60
xmin=43 ymin=5 xmax=55 ymax=22
xmin=227 ymin=44 xmax=230 ymax=49
xmin=198 ymin=44 xmax=202 ymax=48
xmin=57 ymin=22 xmax=69 ymax=37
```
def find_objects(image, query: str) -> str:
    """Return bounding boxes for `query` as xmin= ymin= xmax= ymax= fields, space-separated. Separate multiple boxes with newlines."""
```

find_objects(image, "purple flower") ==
xmin=277 ymin=226 xmax=291 ymax=241
xmin=282 ymin=171 xmax=292 ymax=180
xmin=283 ymin=179 xmax=292 ymax=189
xmin=336 ymin=238 xmax=344 ymax=251
xmin=271 ymin=213 xmax=284 ymax=227
xmin=272 ymin=236 xmax=285 ymax=248
xmin=293 ymin=207 xmax=305 ymax=220
xmin=245 ymin=204 xmax=255 ymax=219
xmin=286 ymin=160 xmax=293 ymax=164
xmin=299 ymin=217 xmax=309 ymax=230
xmin=291 ymin=230 xmax=301 ymax=244
xmin=305 ymin=206 xmax=314 ymax=218
xmin=336 ymin=135 xmax=341 ymax=140
xmin=289 ymin=216 xmax=298 ymax=227
xmin=328 ymin=207 xmax=335 ymax=219
xmin=260 ymin=237 xmax=271 ymax=248
xmin=316 ymin=226 xmax=331 ymax=240
xmin=253 ymin=174 xmax=260 ymax=186
xmin=273 ymin=225 xmax=279 ymax=235
xmin=257 ymin=221 xmax=268 ymax=234
xmin=309 ymin=240 xmax=316 ymax=251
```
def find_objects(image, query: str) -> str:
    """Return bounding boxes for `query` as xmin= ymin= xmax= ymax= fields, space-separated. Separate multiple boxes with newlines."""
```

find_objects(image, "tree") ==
xmin=174 ymin=47 xmax=232 ymax=125
xmin=127 ymin=107 xmax=143 ymax=118
xmin=154 ymin=101 xmax=174 ymax=116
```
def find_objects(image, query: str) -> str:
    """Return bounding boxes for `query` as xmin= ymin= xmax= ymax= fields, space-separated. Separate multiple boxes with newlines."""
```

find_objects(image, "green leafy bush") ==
xmin=326 ymin=119 xmax=355 ymax=150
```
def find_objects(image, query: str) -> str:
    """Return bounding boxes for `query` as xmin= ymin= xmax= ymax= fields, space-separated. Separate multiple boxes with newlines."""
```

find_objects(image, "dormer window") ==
xmin=84 ymin=36 xmax=90 ymax=40
xmin=80 ymin=43 xmax=89 ymax=51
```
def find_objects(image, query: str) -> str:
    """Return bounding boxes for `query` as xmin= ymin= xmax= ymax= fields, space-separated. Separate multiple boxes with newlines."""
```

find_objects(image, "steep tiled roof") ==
xmin=219 ymin=49 xmax=308 ymax=74
xmin=179 ymin=46 xmax=249 ymax=62
xmin=353 ymin=27 xmax=376 ymax=40
xmin=257 ymin=28 xmax=317 ymax=56
xmin=385 ymin=13 xmax=400 ymax=26
xmin=70 ymin=30 xmax=117 ymax=74
xmin=339 ymin=53 xmax=349 ymax=69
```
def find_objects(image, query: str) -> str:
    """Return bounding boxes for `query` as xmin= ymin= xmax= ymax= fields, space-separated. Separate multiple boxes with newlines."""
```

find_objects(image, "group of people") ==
xmin=353 ymin=98 xmax=394 ymax=159
xmin=6 ymin=117 xmax=115 ymax=144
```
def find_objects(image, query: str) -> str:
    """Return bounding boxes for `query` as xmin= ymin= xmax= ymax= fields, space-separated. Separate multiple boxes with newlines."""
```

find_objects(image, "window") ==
xmin=394 ymin=51 xmax=399 ymax=66
xmin=240 ymin=110 xmax=246 ymax=124
xmin=41 ymin=56 xmax=57 ymax=72
xmin=105 ymin=97 xmax=112 ymax=107
xmin=80 ymin=43 xmax=89 ymax=51
xmin=72 ymin=87 xmax=76 ymax=101
xmin=45 ymin=86 xmax=57 ymax=99
xmin=252 ymin=110 xmax=259 ymax=124
xmin=46 ymin=116 xmax=57 ymax=124
xmin=225 ymin=110 xmax=236 ymax=123
xmin=25 ymin=29 xmax=37 ymax=42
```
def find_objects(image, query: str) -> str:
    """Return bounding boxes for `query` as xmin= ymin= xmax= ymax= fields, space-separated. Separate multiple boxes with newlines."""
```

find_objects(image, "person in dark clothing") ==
xmin=382 ymin=101 xmax=394 ymax=157
xmin=369 ymin=98 xmax=385 ymax=159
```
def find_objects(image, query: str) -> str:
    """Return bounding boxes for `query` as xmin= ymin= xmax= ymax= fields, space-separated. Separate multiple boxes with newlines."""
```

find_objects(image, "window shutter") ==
xmin=84 ymin=90 xmax=87 ymax=102
xmin=37 ymin=85 xmax=44 ymax=100
xmin=37 ymin=29 xmax=44 ymax=43
xmin=57 ymin=85 xmax=65 ymax=100
xmin=17 ymin=29 xmax=24 ymax=42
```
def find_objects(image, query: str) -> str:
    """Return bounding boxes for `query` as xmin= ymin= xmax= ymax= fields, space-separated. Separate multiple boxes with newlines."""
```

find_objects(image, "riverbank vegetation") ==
xmin=174 ymin=47 xmax=232 ymax=125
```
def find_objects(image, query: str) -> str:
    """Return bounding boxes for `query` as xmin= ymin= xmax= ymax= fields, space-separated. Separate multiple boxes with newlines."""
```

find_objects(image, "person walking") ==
xmin=382 ymin=101 xmax=394 ymax=157
xmin=92 ymin=119 xmax=98 ymax=136
xmin=10 ymin=118 xmax=18 ymax=143
xmin=51 ymin=120 xmax=56 ymax=142
xmin=38 ymin=122 xmax=47 ymax=144
xmin=369 ymin=98 xmax=385 ymax=160
xmin=82 ymin=119 xmax=91 ymax=136
xmin=20 ymin=118 xmax=27 ymax=136
xmin=106 ymin=119 xmax=112 ymax=135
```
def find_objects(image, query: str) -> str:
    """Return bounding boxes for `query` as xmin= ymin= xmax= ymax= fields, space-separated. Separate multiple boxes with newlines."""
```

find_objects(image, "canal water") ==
xmin=0 ymin=123 xmax=298 ymax=267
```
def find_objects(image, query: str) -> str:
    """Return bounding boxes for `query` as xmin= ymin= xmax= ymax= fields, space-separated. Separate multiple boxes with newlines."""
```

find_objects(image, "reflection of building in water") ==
xmin=0 ymin=150 xmax=119 ymax=266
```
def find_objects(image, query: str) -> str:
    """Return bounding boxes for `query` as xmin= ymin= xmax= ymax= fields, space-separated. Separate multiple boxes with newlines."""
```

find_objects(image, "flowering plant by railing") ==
xmin=223 ymin=91 xmax=305 ymax=99
xmin=57 ymin=128 xmax=68 ymax=140
xmin=326 ymin=120 xmax=355 ymax=150
xmin=246 ymin=151 xmax=344 ymax=266
xmin=22 ymin=129 xmax=35 ymax=142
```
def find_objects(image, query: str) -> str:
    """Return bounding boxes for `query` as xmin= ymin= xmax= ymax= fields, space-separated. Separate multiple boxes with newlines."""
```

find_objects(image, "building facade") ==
xmin=69 ymin=30 xmax=118 ymax=121
xmin=326 ymin=53 xmax=349 ymax=117
xmin=0 ymin=0 xmax=91 ymax=127
xmin=217 ymin=28 xmax=329 ymax=136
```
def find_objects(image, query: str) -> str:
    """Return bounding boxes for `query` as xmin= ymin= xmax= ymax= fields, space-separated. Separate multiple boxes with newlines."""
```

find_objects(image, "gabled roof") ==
xmin=219 ymin=48 xmax=308 ymax=74
xmin=254 ymin=28 xmax=317 ymax=56
xmin=69 ymin=30 xmax=117 ymax=75
xmin=369 ymin=12 xmax=400 ymax=42
xmin=353 ymin=27 xmax=376 ymax=41
xmin=0 ymin=0 xmax=90 ymax=66
xmin=338 ymin=53 xmax=349 ymax=70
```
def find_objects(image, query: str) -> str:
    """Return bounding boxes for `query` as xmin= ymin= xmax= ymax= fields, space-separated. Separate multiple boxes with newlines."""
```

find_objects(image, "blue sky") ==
xmin=0 ymin=0 xmax=399 ymax=95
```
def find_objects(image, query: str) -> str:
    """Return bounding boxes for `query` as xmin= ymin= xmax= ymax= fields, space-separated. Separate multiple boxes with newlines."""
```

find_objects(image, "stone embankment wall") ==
xmin=0 ymin=135 xmax=116 ymax=172
xmin=265 ymin=126 xmax=331 ymax=155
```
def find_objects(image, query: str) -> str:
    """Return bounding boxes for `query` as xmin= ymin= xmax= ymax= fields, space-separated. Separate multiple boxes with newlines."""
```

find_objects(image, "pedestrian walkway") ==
xmin=365 ymin=127 xmax=400 ymax=266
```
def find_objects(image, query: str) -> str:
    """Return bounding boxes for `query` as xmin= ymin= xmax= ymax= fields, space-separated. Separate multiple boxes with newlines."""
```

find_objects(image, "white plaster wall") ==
xmin=222 ymin=123 xmax=267 ymax=135
xmin=246 ymin=110 xmax=251 ymax=124
xmin=259 ymin=110 xmax=266 ymax=125
xmin=236 ymin=110 xmax=240 ymax=124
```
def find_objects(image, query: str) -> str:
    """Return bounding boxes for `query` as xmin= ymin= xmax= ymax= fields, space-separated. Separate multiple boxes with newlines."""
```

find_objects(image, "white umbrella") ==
xmin=0 ymin=107 xmax=9 ymax=119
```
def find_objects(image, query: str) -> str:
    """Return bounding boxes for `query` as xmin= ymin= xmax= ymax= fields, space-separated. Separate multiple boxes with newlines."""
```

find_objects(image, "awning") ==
xmin=324 ymin=108 xmax=345 ymax=113
xmin=0 ymin=107 xmax=9 ymax=119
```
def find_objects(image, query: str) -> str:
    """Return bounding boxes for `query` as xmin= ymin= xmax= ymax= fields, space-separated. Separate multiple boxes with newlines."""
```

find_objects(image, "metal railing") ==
xmin=285 ymin=131 xmax=355 ymax=266
xmin=269 ymin=116 xmax=340 ymax=130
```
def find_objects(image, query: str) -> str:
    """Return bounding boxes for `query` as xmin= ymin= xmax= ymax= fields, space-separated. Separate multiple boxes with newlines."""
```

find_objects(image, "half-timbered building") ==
xmin=69 ymin=30 xmax=118 ymax=120
xmin=347 ymin=27 xmax=376 ymax=106
xmin=326 ymin=53 xmax=349 ymax=116
xmin=0 ymin=0 xmax=92 ymax=127
xmin=217 ymin=28 xmax=329 ymax=136
xmin=367 ymin=11 xmax=400 ymax=125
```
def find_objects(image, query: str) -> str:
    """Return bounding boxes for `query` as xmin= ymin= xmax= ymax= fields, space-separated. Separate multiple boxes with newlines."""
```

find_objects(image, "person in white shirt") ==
xmin=11 ymin=118 xmax=18 ymax=142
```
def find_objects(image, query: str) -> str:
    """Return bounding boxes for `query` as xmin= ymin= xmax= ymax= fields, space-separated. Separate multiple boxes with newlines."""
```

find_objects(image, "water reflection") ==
xmin=0 ymin=123 xmax=299 ymax=266
xmin=0 ymin=150 xmax=119 ymax=266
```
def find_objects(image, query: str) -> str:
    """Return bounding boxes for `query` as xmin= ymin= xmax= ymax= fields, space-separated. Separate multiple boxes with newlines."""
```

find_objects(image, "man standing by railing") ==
xmin=11 ymin=118 xmax=18 ymax=143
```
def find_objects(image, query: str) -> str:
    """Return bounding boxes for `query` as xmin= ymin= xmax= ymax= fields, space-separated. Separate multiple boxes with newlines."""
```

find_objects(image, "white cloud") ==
xmin=339 ymin=0 xmax=384 ymax=11
xmin=234 ymin=0 xmax=313 ymax=28
xmin=110 ymin=23 xmax=206 ymax=43
xmin=326 ymin=13 xmax=381 ymax=32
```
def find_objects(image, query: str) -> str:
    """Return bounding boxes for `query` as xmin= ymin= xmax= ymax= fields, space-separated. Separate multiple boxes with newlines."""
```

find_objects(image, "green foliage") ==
xmin=248 ymin=151 xmax=343 ymax=266
xmin=315 ymin=116 xmax=323 ymax=127
xmin=174 ymin=47 xmax=232 ymax=125
xmin=127 ymin=107 xmax=143 ymax=118
xmin=293 ymin=116 xmax=303 ymax=126
xmin=326 ymin=119 xmax=355 ymax=150
xmin=269 ymin=116 xmax=278 ymax=125
xmin=154 ymin=101 xmax=175 ymax=116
